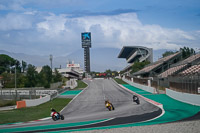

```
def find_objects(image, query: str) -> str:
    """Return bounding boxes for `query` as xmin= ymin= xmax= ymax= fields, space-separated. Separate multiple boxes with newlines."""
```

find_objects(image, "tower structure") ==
xmin=81 ymin=32 xmax=91 ymax=73
xmin=50 ymin=54 xmax=53 ymax=70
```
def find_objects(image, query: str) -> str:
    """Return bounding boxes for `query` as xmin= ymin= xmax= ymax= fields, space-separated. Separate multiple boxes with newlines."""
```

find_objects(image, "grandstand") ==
xmin=180 ymin=64 xmax=200 ymax=76
xmin=57 ymin=61 xmax=83 ymax=79
xmin=129 ymin=52 xmax=200 ymax=94
xmin=118 ymin=46 xmax=153 ymax=76
xmin=158 ymin=53 xmax=200 ymax=78
xmin=133 ymin=52 xmax=182 ymax=77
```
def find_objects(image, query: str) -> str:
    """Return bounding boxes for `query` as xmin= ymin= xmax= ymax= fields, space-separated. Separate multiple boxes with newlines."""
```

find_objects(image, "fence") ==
xmin=0 ymin=89 xmax=58 ymax=100
xmin=124 ymin=74 xmax=200 ymax=95
xmin=133 ymin=77 xmax=149 ymax=86
xmin=169 ymin=75 xmax=200 ymax=94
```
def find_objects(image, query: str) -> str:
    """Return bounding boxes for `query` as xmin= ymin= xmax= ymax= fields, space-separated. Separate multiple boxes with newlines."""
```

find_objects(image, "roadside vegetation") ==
xmin=114 ymin=78 xmax=127 ymax=84
xmin=0 ymin=98 xmax=71 ymax=124
xmin=74 ymin=80 xmax=88 ymax=90
xmin=0 ymin=100 xmax=16 ymax=107
xmin=0 ymin=54 xmax=62 ymax=88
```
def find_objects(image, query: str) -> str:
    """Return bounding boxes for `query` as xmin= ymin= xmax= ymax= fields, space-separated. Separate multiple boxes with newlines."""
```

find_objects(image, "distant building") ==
xmin=57 ymin=61 xmax=83 ymax=79
xmin=118 ymin=46 xmax=153 ymax=76
xmin=36 ymin=67 xmax=43 ymax=73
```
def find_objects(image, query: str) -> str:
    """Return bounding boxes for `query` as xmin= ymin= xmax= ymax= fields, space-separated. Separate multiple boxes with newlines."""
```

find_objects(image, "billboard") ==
xmin=67 ymin=64 xmax=80 ymax=68
xmin=81 ymin=32 xmax=91 ymax=48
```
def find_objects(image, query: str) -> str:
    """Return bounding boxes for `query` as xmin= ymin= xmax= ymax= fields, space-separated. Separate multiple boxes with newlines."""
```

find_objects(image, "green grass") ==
xmin=74 ymin=80 xmax=88 ymax=90
xmin=0 ymin=98 xmax=71 ymax=124
xmin=114 ymin=78 xmax=128 ymax=84
xmin=0 ymin=100 xmax=16 ymax=107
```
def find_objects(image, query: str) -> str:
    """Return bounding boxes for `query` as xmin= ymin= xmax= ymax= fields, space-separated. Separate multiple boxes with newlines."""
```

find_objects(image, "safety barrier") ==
xmin=166 ymin=88 xmax=200 ymax=106
xmin=25 ymin=95 xmax=50 ymax=107
xmin=15 ymin=95 xmax=51 ymax=108
xmin=16 ymin=101 xmax=26 ymax=109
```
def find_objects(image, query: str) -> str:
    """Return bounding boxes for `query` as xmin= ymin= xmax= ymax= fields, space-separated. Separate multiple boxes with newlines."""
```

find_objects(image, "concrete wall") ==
xmin=50 ymin=82 xmax=62 ymax=89
xmin=166 ymin=88 xmax=200 ymax=106
xmin=25 ymin=95 xmax=50 ymax=107
xmin=65 ymin=79 xmax=78 ymax=89
xmin=123 ymin=78 xmax=156 ymax=94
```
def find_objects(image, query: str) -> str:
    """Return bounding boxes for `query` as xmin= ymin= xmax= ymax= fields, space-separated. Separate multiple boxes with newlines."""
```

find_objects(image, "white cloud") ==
xmin=36 ymin=13 xmax=197 ymax=51
xmin=0 ymin=12 xmax=199 ymax=56
xmin=37 ymin=14 xmax=67 ymax=34
xmin=0 ymin=13 xmax=32 ymax=31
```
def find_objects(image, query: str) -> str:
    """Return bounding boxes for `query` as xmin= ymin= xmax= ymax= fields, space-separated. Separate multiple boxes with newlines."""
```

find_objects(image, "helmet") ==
xmin=51 ymin=108 xmax=55 ymax=112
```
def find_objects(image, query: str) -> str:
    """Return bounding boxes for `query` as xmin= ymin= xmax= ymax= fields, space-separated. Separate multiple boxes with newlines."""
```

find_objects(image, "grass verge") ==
xmin=74 ymin=80 xmax=88 ymax=90
xmin=0 ymin=100 xmax=16 ymax=107
xmin=114 ymin=78 xmax=128 ymax=84
xmin=0 ymin=98 xmax=71 ymax=125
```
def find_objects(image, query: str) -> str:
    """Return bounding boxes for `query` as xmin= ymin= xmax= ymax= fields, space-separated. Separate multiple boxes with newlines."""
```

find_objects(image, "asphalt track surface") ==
xmin=0 ymin=79 xmax=161 ymax=132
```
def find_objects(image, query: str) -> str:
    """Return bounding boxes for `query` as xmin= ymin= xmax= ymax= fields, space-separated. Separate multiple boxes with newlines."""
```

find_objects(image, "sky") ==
xmin=0 ymin=0 xmax=200 ymax=57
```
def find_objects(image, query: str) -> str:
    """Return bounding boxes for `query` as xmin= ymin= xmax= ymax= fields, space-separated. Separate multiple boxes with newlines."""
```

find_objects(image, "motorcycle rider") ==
xmin=105 ymin=100 xmax=111 ymax=107
xmin=50 ymin=108 xmax=59 ymax=119
xmin=133 ymin=95 xmax=140 ymax=104
xmin=105 ymin=100 xmax=115 ymax=110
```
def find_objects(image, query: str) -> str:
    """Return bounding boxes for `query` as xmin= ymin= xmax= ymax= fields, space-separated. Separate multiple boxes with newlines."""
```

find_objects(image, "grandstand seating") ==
xmin=159 ymin=53 xmax=200 ymax=78
xmin=180 ymin=64 xmax=200 ymax=76
xmin=181 ymin=54 xmax=200 ymax=64
xmin=159 ymin=64 xmax=187 ymax=78
xmin=172 ymin=53 xmax=200 ymax=66
xmin=135 ymin=52 xmax=181 ymax=75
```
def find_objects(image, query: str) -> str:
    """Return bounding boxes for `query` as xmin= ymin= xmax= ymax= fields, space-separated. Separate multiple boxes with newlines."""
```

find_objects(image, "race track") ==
xmin=0 ymin=79 xmax=161 ymax=132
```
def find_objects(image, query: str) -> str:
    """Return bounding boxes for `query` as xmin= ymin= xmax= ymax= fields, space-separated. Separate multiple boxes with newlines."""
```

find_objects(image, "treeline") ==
xmin=162 ymin=47 xmax=195 ymax=59
xmin=0 ymin=54 xmax=62 ymax=88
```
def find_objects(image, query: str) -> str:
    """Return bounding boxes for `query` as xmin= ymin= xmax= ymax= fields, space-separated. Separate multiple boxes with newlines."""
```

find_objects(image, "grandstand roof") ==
xmin=118 ymin=46 xmax=153 ymax=63
xmin=118 ymin=46 xmax=148 ymax=58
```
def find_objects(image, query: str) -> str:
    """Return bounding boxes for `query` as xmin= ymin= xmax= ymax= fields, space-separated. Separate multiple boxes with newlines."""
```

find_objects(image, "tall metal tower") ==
xmin=81 ymin=32 xmax=91 ymax=73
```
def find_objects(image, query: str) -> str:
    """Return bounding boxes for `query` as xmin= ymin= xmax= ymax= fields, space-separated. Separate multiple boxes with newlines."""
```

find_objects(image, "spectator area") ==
xmin=133 ymin=52 xmax=181 ymax=77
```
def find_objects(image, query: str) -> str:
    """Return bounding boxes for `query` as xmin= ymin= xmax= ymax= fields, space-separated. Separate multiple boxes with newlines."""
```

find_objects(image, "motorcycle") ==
xmin=133 ymin=95 xmax=140 ymax=104
xmin=105 ymin=101 xmax=115 ymax=111
xmin=51 ymin=112 xmax=64 ymax=121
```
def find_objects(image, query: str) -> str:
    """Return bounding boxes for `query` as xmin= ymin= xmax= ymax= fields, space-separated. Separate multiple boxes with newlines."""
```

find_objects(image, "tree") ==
xmin=17 ymin=73 xmax=26 ymax=88
xmin=131 ymin=61 xmax=150 ymax=74
xmin=25 ymin=64 xmax=38 ymax=87
xmin=180 ymin=47 xmax=195 ymax=59
xmin=39 ymin=65 xmax=52 ymax=88
xmin=0 ymin=54 xmax=16 ymax=74
xmin=162 ymin=51 xmax=175 ymax=58
xmin=1 ymin=72 xmax=14 ymax=88
xmin=53 ymin=69 xmax=62 ymax=82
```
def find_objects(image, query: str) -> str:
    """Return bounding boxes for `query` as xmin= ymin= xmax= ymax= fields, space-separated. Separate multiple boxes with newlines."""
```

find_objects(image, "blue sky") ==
xmin=0 ymin=0 xmax=200 ymax=56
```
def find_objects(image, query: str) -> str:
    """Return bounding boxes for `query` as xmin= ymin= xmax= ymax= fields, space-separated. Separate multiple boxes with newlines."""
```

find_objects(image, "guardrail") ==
xmin=166 ymin=88 xmax=200 ymax=106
